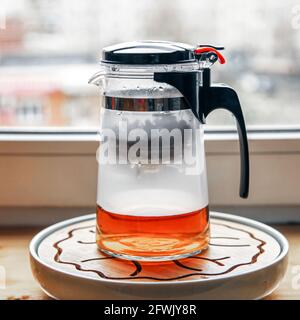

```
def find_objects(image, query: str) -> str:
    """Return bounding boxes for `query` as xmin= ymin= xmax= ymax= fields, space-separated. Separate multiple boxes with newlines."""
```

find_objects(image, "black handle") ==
xmin=154 ymin=69 xmax=249 ymax=198
xmin=202 ymin=83 xmax=249 ymax=198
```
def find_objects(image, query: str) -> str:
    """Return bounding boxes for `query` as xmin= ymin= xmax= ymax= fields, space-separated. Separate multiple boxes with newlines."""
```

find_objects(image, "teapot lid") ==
xmin=101 ymin=40 xmax=196 ymax=65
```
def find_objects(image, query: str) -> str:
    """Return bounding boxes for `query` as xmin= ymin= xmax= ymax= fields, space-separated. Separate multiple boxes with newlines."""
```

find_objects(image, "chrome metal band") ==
xmin=104 ymin=96 xmax=189 ymax=112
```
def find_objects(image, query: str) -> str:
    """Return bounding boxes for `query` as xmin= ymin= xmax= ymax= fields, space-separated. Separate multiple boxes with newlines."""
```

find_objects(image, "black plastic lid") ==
xmin=101 ymin=41 xmax=196 ymax=65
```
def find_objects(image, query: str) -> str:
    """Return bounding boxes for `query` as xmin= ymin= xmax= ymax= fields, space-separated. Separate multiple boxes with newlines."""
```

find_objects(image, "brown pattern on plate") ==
xmin=38 ymin=218 xmax=282 ymax=282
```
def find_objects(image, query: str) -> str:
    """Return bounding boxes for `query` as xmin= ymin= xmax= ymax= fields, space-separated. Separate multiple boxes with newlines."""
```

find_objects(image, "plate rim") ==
xmin=30 ymin=212 xmax=289 ymax=286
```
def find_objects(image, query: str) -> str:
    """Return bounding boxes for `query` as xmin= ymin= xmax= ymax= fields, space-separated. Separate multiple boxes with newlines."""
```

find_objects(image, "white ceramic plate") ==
xmin=30 ymin=212 xmax=288 ymax=300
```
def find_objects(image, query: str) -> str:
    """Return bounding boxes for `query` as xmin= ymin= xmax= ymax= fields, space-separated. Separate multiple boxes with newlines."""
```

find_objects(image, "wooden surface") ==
xmin=0 ymin=225 xmax=299 ymax=300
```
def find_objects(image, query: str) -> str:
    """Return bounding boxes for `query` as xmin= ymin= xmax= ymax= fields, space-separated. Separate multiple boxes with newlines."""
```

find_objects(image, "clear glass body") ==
xmin=92 ymin=62 xmax=210 ymax=261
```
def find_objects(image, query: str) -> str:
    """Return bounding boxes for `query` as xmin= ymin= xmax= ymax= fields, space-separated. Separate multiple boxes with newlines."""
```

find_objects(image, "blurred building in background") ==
xmin=0 ymin=0 xmax=299 ymax=127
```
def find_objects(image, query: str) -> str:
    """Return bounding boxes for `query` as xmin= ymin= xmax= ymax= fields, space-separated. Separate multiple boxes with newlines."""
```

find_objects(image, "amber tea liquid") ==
xmin=96 ymin=205 xmax=209 ymax=261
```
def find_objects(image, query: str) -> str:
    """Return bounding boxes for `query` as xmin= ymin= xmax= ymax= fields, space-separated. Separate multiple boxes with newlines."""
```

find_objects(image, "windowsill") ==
xmin=0 ymin=224 xmax=298 ymax=300
xmin=0 ymin=128 xmax=299 ymax=225
xmin=1 ymin=126 xmax=300 ymax=141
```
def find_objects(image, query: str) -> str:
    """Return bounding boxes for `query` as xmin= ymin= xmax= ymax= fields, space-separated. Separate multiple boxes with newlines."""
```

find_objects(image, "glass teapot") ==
xmin=90 ymin=41 xmax=249 ymax=261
